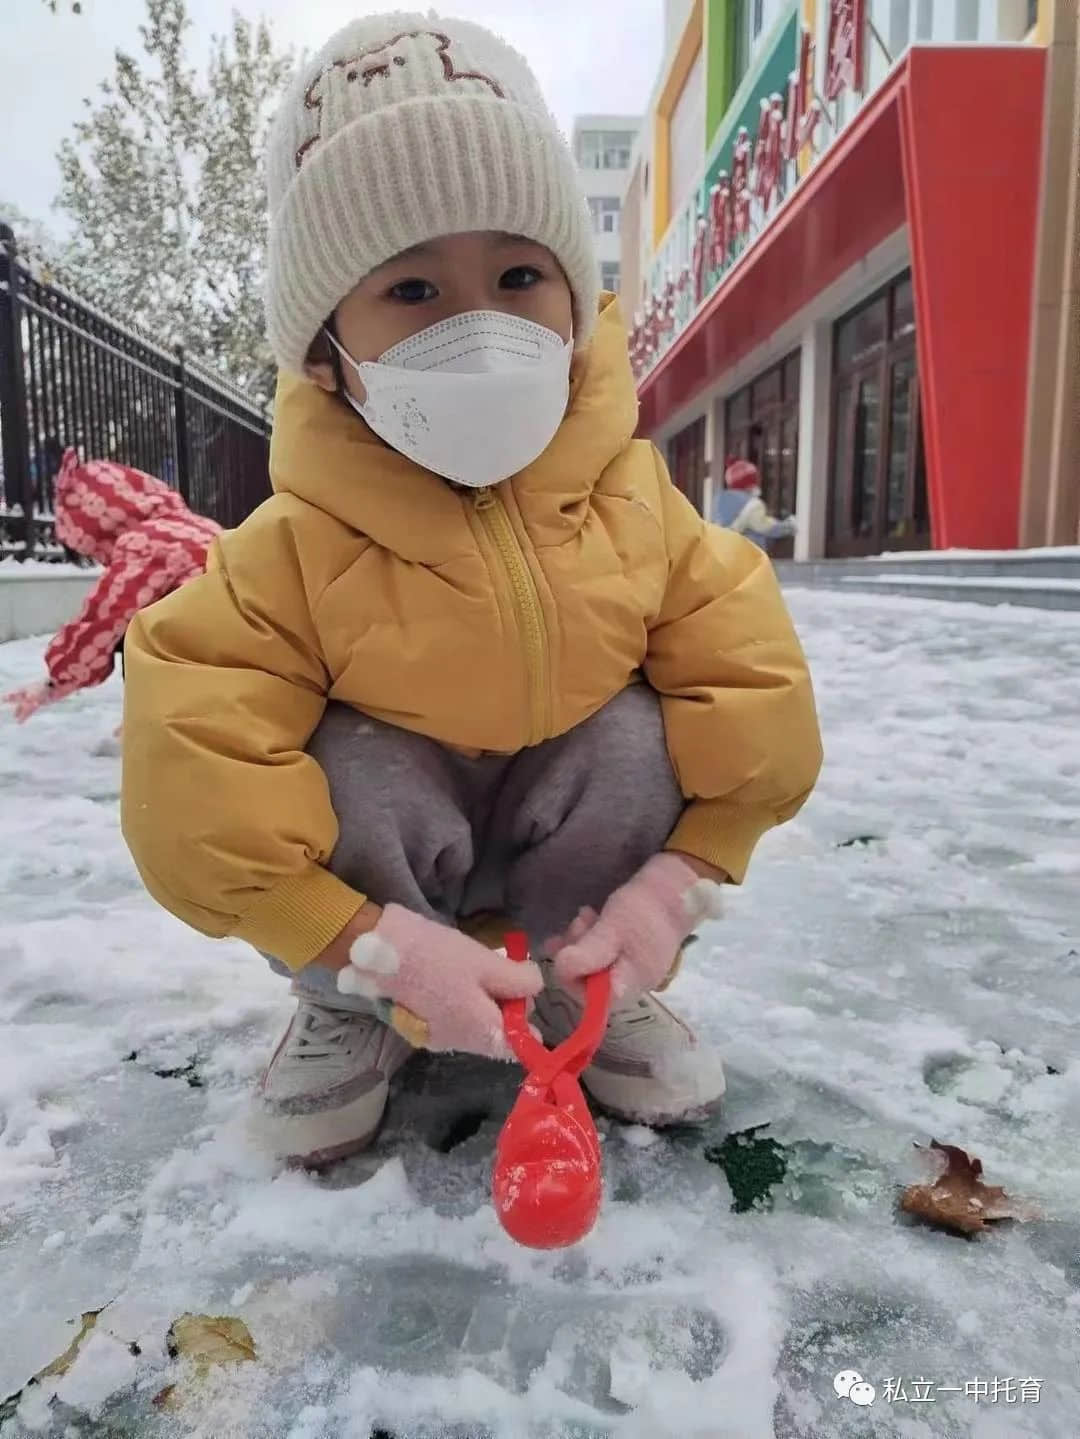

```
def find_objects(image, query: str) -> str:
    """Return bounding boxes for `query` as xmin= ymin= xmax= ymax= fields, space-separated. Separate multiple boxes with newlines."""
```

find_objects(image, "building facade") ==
xmin=571 ymin=115 xmax=640 ymax=296
xmin=625 ymin=0 xmax=1079 ymax=557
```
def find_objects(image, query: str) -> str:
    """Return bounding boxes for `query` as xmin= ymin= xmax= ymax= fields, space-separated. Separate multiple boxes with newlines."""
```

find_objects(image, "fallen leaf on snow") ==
xmin=166 ymin=1313 xmax=256 ymax=1372
xmin=35 ymin=1308 xmax=105 ymax=1380
xmin=152 ymin=1383 xmax=178 ymax=1410
xmin=900 ymin=1139 xmax=1034 ymax=1236
xmin=154 ymin=1315 xmax=257 ymax=1414
xmin=0 ymin=1305 xmax=111 ymax=1424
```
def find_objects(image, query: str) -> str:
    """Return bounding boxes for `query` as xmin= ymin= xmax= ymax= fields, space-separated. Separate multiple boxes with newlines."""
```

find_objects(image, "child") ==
xmin=121 ymin=12 xmax=823 ymax=1168
xmin=711 ymin=457 xmax=797 ymax=550
xmin=4 ymin=449 xmax=219 ymax=725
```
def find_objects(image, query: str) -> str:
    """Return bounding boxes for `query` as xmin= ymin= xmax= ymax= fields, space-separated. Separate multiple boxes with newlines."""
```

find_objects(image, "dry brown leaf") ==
xmin=151 ymin=1383 xmax=179 ymax=1410
xmin=166 ymin=1313 xmax=256 ymax=1372
xmin=900 ymin=1139 xmax=1032 ymax=1236
xmin=36 ymin=1308 xmax=105 ymax=1381
xmin=0 ymin=1305 xmax=113 ymax=1425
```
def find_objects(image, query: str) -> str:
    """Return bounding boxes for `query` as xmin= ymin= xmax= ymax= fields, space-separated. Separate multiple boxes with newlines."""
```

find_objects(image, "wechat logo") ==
xmin=834 ymin=1369 xmax=876 ymax=1407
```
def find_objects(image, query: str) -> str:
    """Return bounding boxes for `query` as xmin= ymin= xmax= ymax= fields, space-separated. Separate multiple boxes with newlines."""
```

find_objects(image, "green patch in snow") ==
xmin=704 ymin=1125 xmax=790 ymax=1213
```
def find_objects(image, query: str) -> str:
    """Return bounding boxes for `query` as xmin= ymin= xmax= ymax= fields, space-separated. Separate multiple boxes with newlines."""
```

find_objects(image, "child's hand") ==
xmin=4 ymin=683 xmax=51 ymax=723
xmin=549 ymin=855 xmax=724 ymax=1000
xmin=337 ymin=904 xmax=544 ymax=1060
xmin=541 ymin=906 xmax=600 ymax=961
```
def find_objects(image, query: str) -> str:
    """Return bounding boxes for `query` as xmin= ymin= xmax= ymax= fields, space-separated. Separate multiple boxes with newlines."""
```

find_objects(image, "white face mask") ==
xmin=327 ymin=311 xmax=572 ymax=489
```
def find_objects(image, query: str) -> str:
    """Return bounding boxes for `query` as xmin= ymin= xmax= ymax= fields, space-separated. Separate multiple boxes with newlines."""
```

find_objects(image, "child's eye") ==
xmin=499 ymin=266 xmax=542 ymax=290
xmin=388 ymin=278 xmax=438 ymax=304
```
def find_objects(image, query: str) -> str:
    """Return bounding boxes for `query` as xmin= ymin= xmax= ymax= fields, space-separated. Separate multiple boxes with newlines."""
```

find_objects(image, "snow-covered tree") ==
xmin=194 ymin=15 xmax=292 ymax=398
xmin=55 ymin=0 xmax=290 ymax=401
xmin=0 ymin=200 xmax=58 ymax=262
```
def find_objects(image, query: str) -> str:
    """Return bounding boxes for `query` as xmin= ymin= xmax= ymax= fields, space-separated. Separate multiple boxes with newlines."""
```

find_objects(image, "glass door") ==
xmin=881 ymin=344 xmax=929 ymax=550
xmin=669 ymin=416 xmax=707 ymax=514
xmin=827 ymin=272 xmax=932 ymax=556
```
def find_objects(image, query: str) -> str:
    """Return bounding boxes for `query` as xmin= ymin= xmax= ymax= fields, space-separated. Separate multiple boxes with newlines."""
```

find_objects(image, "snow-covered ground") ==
xmin=1 ymin=591 xmax=1078 ymax=1439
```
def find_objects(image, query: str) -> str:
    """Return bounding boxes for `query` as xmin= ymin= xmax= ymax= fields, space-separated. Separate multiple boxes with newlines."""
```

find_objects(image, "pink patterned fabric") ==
xmin=549 ymin=854 xmax=721 ymax=1000
xmin=4 ymin=450 xmax=220 ymax=721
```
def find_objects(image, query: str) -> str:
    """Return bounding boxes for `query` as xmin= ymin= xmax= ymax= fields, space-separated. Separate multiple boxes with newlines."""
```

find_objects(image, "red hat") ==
xmin=724 ymin=458 xmax=760 ymax=491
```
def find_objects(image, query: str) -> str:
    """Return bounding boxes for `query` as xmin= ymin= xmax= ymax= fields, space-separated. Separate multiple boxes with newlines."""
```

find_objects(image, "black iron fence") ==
xmin=0 ymin=223 xmax=272 ymax=559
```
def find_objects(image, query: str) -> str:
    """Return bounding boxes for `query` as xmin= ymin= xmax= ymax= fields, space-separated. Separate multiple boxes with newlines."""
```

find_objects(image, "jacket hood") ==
xmin=268 ymin=293 xmax=640 ymax=563
xmin=54 ymin=449 xmax=194 ymax=564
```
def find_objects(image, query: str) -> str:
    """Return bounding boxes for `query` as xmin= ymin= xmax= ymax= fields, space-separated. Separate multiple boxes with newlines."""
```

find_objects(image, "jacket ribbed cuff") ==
xmin=665 ymin=798 xmax=777 ymax=885
xmin=231 ymin=864 xmax=366 ymax=972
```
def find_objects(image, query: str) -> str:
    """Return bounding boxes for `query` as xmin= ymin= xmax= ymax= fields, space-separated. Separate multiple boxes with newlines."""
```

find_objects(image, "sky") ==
xmin=0 ymin=0 xmax=666 ymax=235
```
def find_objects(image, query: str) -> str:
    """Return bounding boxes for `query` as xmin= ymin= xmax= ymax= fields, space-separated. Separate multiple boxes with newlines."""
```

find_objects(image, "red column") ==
xmin=899 ymin=47 xmax=1046 ymax=549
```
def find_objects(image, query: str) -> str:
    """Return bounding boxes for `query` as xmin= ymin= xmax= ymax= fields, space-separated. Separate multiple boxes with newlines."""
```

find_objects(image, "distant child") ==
xmin=711 ymin=457 xmax=797 ymax=550
xmin=4 ymin=450 xmax=219 ymax=725
xmin=121 ymin=12 xmax=823 ymax=1168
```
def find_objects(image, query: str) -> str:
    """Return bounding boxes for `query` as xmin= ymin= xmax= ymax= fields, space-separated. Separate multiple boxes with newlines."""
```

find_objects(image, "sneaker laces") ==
xmin=605 ymin=994 xmax=663 ymax=1038
xmin=537 ymin=970 xmax=659 ymax=1037
xmin=290 ymin=1000 xmax=371 ymax=1061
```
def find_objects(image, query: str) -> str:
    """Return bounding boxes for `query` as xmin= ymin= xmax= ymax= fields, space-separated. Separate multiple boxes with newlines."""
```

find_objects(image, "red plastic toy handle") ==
xmin=502 ymin=930 xmax=611 ymax=1080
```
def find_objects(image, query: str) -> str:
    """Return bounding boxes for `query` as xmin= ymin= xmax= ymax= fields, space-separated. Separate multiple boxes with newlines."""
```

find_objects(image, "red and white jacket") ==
xmin=5 ymin=450 xmax=220 ymax=721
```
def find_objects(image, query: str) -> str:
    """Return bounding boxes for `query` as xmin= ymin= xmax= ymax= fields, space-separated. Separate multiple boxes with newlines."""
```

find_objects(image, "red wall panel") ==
xmin=899 ymin=46 xmax=1045 ymax=549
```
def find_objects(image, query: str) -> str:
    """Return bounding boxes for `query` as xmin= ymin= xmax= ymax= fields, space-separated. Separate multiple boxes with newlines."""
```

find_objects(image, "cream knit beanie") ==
xmin=265 ymin=11 xmax=598 ymax=375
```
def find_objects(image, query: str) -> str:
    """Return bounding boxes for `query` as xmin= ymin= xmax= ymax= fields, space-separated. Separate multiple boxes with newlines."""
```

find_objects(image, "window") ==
xmin=724 ymin=349 xmax=801 ymax=556
xmin=956 ymin=0 xmax=979 ymax=40
xmin=600 ymin=261 xmax=620 ymax=293
xmin=916 ymin=0 xmax=932 ymax=39
xmin=1027 ymin=0 xmax=1038 ymax=27
xmin=668 ymin=416 xmax=707 ymax=513
xmin=889 ymin=0 xmax=911 ymax=55
xmin=577 ymin=131 xmax=600 ymax=168
xmin=835 ymin=294 xmax=887 ymax=369
xmin=827 ymin=271 xmax=929 ymax=557
xmin=733 ymin=0 xmax=769 ymax=88
xmin=588 ymin=196 xmax=621 ymax=234
xmin=732 ymin=4 xmax=751 ymax=91
xmin=892 ymin=276 xmax=915 ymax=335
xmin=578 ymin=130 xmax=634 ymax=170
xmin=604 ymin=134 xmax=633 ymax=169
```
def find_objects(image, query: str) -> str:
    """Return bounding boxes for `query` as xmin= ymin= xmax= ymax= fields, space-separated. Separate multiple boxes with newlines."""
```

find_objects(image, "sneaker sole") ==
xmin=253 ymin=1078 xmax=389 ymax=1169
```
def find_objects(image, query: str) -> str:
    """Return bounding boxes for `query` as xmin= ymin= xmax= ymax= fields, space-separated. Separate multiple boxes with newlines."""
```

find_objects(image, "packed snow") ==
xmin=0 ymin=559 xmax=100 ymax=580
xmin=1 ymin=589 xmax=1078 ymax=1438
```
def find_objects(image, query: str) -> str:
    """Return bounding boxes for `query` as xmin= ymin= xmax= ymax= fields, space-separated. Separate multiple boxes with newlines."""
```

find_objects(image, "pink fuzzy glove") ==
xmin=336 ymin=903 xmax=543 ymax=1060
xmin=548 ymin=855 xmax=725 ymax=1000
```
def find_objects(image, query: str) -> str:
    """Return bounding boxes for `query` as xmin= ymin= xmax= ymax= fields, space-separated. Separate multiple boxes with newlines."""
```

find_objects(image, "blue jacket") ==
xmin=711 ymin=488 xmax=795 ymax=549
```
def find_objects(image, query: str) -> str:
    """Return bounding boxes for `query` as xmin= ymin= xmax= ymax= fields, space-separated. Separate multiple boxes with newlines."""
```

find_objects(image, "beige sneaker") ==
xmin=257 ymin=998 xmax=413 ymax=1167
xmin=533 ymin=984 xmax=726 ymax=1127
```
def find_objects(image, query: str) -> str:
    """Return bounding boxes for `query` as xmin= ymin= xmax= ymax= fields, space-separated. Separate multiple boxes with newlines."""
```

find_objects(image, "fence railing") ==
xmin=0 ymin=223 xmax=273 ymax=559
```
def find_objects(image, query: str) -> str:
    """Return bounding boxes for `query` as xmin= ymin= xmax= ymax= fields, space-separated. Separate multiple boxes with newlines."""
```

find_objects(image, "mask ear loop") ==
xmin=323 ymin=321 xmax=348 ymax=400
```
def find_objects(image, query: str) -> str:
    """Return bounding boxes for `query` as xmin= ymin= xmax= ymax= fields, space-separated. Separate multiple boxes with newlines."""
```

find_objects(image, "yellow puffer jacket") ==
xmin=121 ymin=296 xmax=822 ymax=970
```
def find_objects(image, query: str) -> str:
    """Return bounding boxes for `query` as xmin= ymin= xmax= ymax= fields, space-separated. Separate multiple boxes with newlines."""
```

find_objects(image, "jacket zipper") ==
xmin=473 ymin=486 xmax=549 ymax=743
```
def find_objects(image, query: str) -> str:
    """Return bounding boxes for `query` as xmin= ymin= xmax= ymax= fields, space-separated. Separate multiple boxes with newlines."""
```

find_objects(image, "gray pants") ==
xmin=274 ymin=684 xmax=686 ymax=1011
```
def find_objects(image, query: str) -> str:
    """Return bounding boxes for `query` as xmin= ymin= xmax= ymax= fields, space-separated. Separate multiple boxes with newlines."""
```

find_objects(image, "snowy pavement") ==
xmin=1 ymin=590 xmax=1078 ymax=1439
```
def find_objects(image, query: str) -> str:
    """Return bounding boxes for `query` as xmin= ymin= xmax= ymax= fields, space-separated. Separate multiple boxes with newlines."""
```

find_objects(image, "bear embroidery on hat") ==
xmin=296 ymin=30 xmax=506 ymax=171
